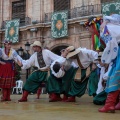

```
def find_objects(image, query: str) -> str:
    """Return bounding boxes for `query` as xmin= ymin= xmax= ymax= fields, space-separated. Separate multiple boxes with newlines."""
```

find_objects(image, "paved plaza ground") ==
xmin=0 ymin=94 xmax=120 ymax=120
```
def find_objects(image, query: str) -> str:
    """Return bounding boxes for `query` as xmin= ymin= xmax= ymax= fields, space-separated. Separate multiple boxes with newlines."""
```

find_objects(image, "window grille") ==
xmin=101 ymin=0 xmax=116 ymax=3
xmin=54 ymin=0 xmax=70 ymax=11
xmin=12 ymin=0 xmax=26 ymax=26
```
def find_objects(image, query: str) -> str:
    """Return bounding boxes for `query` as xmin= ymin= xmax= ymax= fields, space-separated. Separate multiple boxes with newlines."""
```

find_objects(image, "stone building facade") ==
xmin=0 ymin=0 xmax=104 ymax=54
xmin=0 ymin=0 xmax=116 ymax=80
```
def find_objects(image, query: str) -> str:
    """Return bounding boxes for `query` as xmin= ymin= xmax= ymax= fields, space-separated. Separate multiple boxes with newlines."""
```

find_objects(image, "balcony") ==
xmin=1 ymin=4 xmax=102 ymax=30
xmin=44 ymin=4 xmax=101 ymax=23
xmin=1 ymin=17 xmax=31 ymax=29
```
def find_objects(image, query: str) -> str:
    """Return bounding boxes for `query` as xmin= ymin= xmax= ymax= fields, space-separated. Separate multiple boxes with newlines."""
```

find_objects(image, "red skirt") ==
xmin=0 ymin=62 xmax=16 ymax=88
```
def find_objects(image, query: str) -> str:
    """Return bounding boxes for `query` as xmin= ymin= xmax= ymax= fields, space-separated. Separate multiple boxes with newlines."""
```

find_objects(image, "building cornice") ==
xmin=0 ymin=14 xmax=102 ymax=33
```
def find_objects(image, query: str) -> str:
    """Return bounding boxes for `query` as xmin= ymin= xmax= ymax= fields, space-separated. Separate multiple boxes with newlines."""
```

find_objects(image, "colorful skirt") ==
xmin=105 ymin=46 xmax=120 ymax=93
xmin=0 ymin=60 xmax=15 ymax=88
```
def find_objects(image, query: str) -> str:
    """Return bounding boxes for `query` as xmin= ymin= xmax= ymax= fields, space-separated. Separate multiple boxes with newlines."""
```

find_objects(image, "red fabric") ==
xmin=0 ymin=62 xmax=16 ymax=88
xmin=100 ymin=38 xmax=106 ymax=48
xmin=91 ymin=25 xmax=99 ymax=51
xmin=7 ymin=89 xmax=11 ymax=101
xmin=65 ymin=96 xmax=76 ymax=102
xmin=99 ymin=91 xmax=119 ymax=112
xmin=49 ymin=93 xmax=62 ymax=102
xmin=36 ymin=88 xmax=42 ymax=99
xmin=62 ymin=94 xmax=68 ymax=101
xmin=92 ymin=25 xmax=99 ymax=36
xmin=91 ymin=25 xmax=106 ymax=51
xmin=1 ymin=88 xmax=7 ymax=101
xmin=18 ymin=90 xmax=29 ymax=102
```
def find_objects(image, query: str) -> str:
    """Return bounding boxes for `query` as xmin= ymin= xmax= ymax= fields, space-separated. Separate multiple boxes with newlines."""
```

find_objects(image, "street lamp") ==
xmin=25 ymin=41 xmax=30 ymax=51
xmin=18 ymin=47 xmax=24 ymax=57
xmin=24 ymin=42 xmax=30 ymax=60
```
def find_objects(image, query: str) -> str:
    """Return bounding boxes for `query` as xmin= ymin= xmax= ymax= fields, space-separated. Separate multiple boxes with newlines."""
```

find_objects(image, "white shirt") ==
xmin=21 ymin=49 xmax=61 ymax=70
xmin=96 ymin=62 xmax=113 ymax=94
xmin=73 ymin=48 xmax=98 ymax=69
xmin=50 ymin=57 xmax=66 ymax=78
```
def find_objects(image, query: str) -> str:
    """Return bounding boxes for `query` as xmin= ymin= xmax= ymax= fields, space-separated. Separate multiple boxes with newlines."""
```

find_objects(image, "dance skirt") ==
xmin=105 ymin=45 xmax=120 ymax=93
xmin=0 ymin=60 xmax=15 ymax=88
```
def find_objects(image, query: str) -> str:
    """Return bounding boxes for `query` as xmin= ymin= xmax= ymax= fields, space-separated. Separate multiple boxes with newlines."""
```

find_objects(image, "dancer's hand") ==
xmin=16 ymin=59 xmax=23 ymax=67
xmin=0 ymin=61 xmax=6 ymax=65
xmin=61 ymin=65 xmax=64 ymax=70
xmin=92 ymin=63 xmax=97 ymax=70
xmin=61 ymin=49 xmax=69 ymax=58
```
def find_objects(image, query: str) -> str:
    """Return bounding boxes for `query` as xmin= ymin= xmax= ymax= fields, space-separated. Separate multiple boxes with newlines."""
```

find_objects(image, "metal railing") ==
xmin=44 ymin=4 xmax=102 ymax=23
xmin=1 ymin=17 xmax=31 ymax=29
xmin=1 ymin=4 xmax=102 ymax=29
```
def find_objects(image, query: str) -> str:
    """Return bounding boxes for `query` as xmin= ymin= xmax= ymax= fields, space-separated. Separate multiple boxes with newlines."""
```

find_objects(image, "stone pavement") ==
xmin=0 ymin=94 xmax=120 ymax=120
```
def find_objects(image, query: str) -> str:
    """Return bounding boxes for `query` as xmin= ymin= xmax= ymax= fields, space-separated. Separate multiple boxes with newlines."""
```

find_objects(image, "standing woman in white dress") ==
xmin=98 ymin=14 xmax=120 ymax=113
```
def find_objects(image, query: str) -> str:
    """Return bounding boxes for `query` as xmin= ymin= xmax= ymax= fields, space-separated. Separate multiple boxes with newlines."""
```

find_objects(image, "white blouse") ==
xmin=0 ymin=48 xmax=22 ymax=62
xmin=100 ymin=23 xmax=120 ymax=64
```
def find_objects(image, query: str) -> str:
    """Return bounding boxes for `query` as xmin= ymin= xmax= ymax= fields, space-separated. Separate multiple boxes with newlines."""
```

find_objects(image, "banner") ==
xmin=102 ymin=2 xmax=120 ymax=16
xmin=5 ymin=19 xmax=20 ymax=43
xmin=51 ymin=11 xmax=68 ymax=38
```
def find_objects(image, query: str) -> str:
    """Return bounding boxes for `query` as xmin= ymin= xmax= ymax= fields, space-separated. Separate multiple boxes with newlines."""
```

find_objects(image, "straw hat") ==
xmin=31 ymin=41 xmax=41 ymax=47
xmin=66 ymin=46 xmax=80 ymax=59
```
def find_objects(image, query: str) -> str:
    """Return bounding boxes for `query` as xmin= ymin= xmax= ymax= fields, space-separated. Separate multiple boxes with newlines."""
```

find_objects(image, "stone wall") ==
xmin=0 ymin=0 xmax=102 ymax=81
xmin=0 ymin=0 xmax=101 ymax=50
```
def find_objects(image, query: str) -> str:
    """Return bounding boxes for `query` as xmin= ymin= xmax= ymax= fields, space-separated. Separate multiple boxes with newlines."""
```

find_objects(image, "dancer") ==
xmin=47 ymin=46 xmax=78 ymax=102
xmin=98 ymin=14 xmax=120 ymax=113
xmin=18 ymin=41 xmax=64 ymax=102
xmin=65 ymin=46 xmax=99 ymax=102
xmin=0 ymin=40 xmax=22 ymax=101
xmin=84 ymin=16 xmax=107 ymax=105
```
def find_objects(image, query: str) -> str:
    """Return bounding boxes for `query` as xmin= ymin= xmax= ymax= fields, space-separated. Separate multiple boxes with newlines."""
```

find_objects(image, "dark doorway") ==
xmin=52 ymin=45 xmax=68 ymax=55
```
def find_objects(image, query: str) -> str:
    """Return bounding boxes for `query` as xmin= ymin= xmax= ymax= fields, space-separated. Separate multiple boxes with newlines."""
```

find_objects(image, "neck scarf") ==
xmin=5 ymin=48 xmax=12 ymax=57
